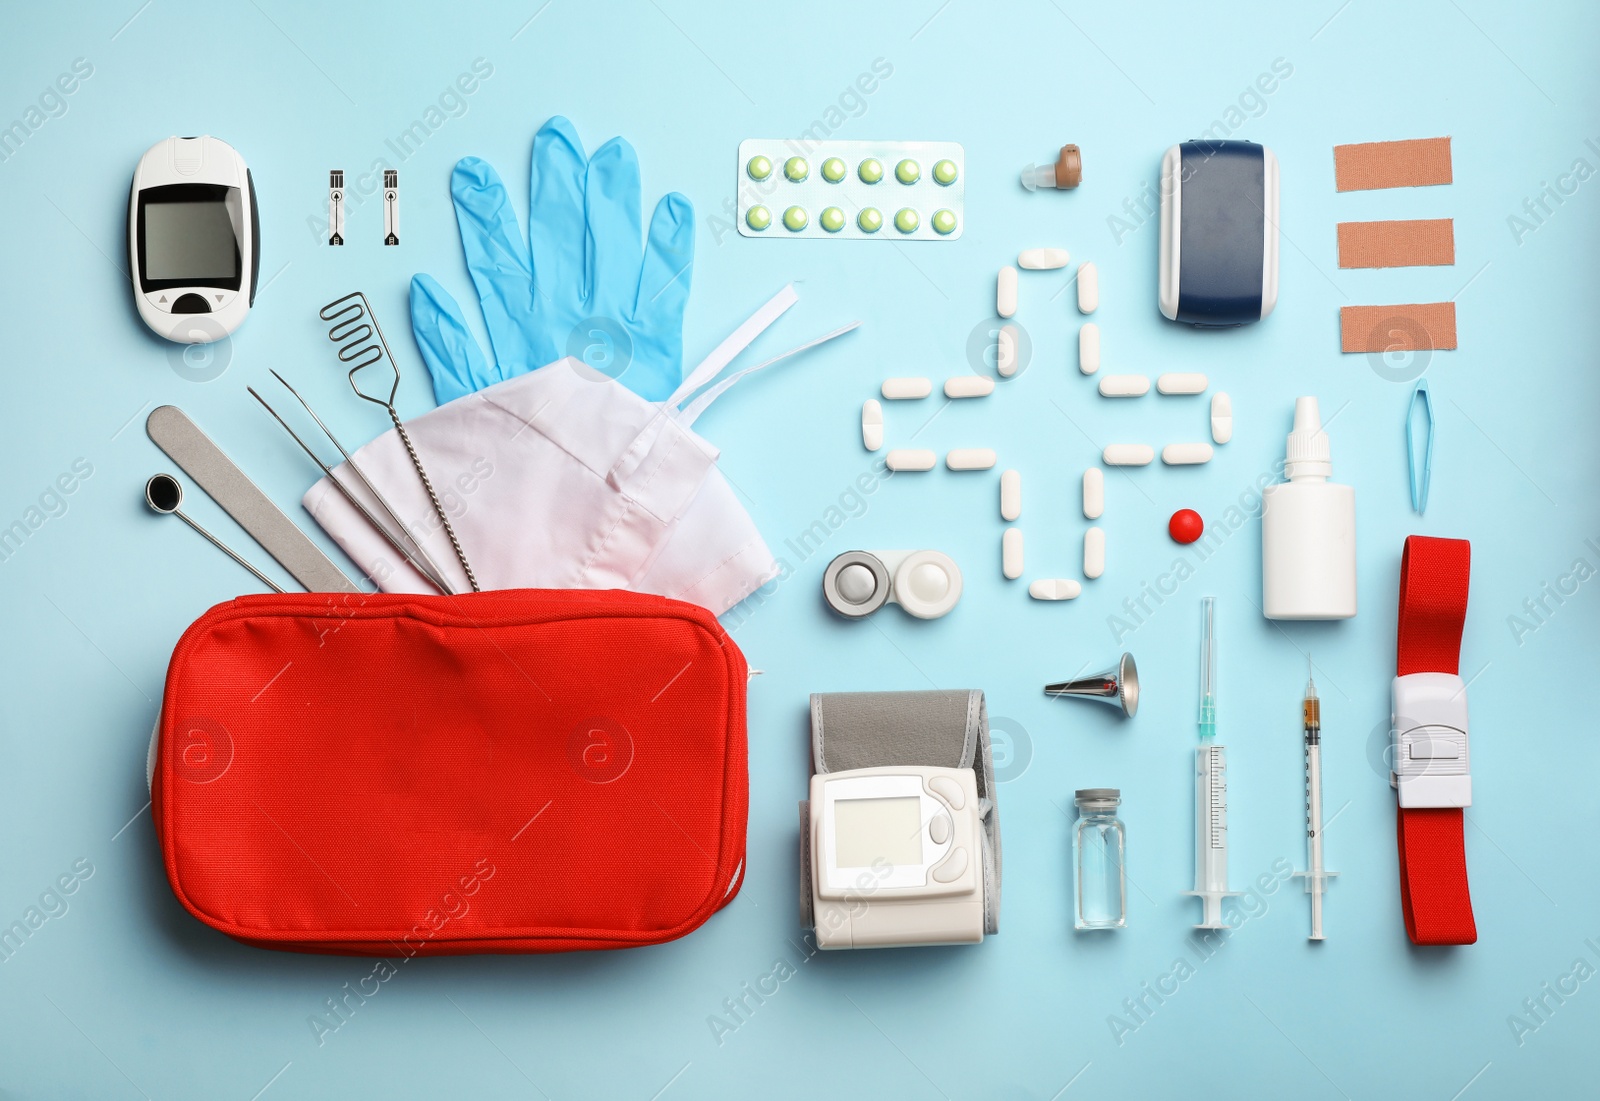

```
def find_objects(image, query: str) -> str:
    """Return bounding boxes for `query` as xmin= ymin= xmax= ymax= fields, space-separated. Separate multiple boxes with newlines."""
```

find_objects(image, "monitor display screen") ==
xmin=834 ymin=796 xmax=922 ymax=868
xmin=143 ymin=197 xmax=240 ymax=282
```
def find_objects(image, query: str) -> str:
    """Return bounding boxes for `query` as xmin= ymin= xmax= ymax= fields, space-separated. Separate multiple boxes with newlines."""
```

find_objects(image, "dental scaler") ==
xmin=1294 ymin=661 xmax=1338 ymax=940
xmin=1187 ymin=597 xmax=1240 ymax=928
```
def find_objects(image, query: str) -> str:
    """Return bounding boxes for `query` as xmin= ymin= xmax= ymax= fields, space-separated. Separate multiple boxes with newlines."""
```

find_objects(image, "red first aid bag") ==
xmin=152 ymin=589 xmax=748 ymax=955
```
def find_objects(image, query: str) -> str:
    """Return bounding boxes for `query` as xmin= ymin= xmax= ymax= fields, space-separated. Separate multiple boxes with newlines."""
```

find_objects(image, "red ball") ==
xmin=1169 ymin=509 xmax=1204 ymax=544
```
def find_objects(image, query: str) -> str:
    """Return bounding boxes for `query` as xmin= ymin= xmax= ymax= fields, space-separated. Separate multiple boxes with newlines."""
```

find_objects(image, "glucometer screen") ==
xmin=137 ymin=184 xmax=243 ymax=291
xmin=144 ymin=200 xmax=238 ymax=280
xmin=835 ymin=797 xmax=922 ymax=868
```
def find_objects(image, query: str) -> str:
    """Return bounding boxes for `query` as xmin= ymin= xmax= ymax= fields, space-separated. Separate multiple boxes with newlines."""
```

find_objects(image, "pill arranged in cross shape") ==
xmin=947 ymin=448 xmax=997 ymax=471
xmin=1018 ymin=247 xmax=1070 ymax=270
xmin=997 ymin=325 xmax=1020 ymax=378
xmin=1079 ymin=324 xmax=1100 ymax=375
xmin=883 ymin=377 xmax=932 ymax=400
xmin=1077 ymin=261 xmax=1099 ymax=314
xmin=1000 ymin=470 xmax=1021 ymax=521
xmin=861 ymin=400 xmax=883 ymax=451
xmin=997 ymin=266 xmax=1018 ymax=318
xmin=1084 ymin=527 xmax=1105 ymax=579
xmin=1029 ymin=578 xmax=1082 ymax=601
xmin=945 ymin=375 xmax=994 ymax=399
xmin=1103 ymin=444 xmax=1154 ymax=466
xmin=1099 ymin=374 xmax=1149 ymax=398
xmin=1157 ymin=372 xmax=1208 ymax=395
xmin=1003 ymin=529 xmax=1024 ymax=579
xmin=886 ymin=449 xmax=937 ymax=471
xmin=1083 ymin=468 xmax=1104 ymax=519
xmin=1211 ymin=393 xmax=1233 ymax=444
xmin=1162 ymin=442 xmax=1214 ymax=465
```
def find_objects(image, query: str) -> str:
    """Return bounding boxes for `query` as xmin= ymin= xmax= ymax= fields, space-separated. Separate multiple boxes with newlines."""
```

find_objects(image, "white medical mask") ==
xmin=303 ymin=286 xmax=854 ymax=616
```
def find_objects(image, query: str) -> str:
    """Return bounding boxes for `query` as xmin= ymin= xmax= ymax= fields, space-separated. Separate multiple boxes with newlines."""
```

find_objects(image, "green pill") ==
xmin=746 ymin=155 xmax=773 ymax=181
xmin=783 ymin=205 xmax=809 ymax=231
xmin=858 ymin=158 xmax=884 ymax=184
xmin=820 ymin=206 xmax=846 ymax=232
xmin=784 ymin=156 xmax=809 ymax=182
xmin=894 ymin=208 xmax=920 ymax=233
xmin=745 ymin=205 xmax=772 ymax=231
xmin=821 ymin=157 xmax=847 ymax=182
xmin=933 ymin=159 xmax=958 ymax=185
xmin=895 ymin=159 xmax=920 ymax=184
xmin=932 ymin=208 xmax=957 ymax=235
xmin=857 ymin=207 xmax=883 ymax=233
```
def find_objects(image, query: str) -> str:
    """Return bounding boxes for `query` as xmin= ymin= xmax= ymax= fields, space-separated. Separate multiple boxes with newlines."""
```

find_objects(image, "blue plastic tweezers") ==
xmin=1406 ymin=378 xmax=1435 ymax=514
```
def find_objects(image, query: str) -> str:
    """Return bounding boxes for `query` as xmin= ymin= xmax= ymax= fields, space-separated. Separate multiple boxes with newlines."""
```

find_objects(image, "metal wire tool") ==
xmin=319 ymin=292 xmax=479 ymax=591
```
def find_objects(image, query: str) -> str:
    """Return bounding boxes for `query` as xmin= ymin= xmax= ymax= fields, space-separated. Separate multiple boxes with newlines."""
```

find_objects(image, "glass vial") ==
xmin=1074 ymin=788 xmax=1127 ymax=930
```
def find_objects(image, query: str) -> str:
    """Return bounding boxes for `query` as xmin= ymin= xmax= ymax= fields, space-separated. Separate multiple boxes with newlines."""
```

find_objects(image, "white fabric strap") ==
xmin=670 ymin=283 xmax=800 ymax=406
xmin=677 ymin=322 xmax=861 ymax=426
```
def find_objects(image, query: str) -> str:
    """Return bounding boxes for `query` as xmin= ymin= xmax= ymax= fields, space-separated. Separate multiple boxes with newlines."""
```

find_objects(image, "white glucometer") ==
xmin=808 ymin=765 xmax=984 ymax=949
xmin=128 ymin=136 xmax=259 ymax=343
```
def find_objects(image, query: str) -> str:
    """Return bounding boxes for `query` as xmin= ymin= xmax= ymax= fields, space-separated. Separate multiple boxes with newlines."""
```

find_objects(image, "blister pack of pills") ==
xmin=736 ymin=139 xmax=964 ymax=241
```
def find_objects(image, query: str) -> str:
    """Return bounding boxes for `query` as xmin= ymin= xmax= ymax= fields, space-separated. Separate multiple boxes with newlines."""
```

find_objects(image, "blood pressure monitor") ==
xmin=128 ymin=136 xmax=259 ymax=343
xmin=808 ymin=766 xmax=984 ymax=949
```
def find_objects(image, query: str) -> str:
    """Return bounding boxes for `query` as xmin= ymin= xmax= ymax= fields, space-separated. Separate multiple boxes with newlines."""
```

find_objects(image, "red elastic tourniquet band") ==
xmin=1394 ymin=535 xmax=1476 ymax=946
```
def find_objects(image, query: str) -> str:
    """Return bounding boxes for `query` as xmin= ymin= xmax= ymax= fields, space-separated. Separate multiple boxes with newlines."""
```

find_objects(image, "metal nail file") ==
xmin=145 ymin=405 xmax=359 ymax=593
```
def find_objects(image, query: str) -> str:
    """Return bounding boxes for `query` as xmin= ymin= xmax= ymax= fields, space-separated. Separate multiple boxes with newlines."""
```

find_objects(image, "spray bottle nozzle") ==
xmin=1284 ymin=396 xmax=1333 ymax=482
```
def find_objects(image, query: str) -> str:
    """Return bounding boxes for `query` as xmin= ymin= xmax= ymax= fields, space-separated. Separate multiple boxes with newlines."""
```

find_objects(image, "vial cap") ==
xmin=1075 ymin=788 xmax=1121 ymax=810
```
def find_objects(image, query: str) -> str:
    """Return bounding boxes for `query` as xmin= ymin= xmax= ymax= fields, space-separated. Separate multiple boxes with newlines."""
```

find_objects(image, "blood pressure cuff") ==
xmin=800 ymin=690 xmax=1000 ymax=935
xmin=152 ymin=588 xmax=748 ymax=955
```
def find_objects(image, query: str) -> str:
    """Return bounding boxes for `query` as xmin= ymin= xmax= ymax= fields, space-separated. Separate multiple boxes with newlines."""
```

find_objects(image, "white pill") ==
xmin=1084 ymin=527 xmax=1105 ymax=580
xmin=996 ymin=324 xmax=1019 ymax=378
xmin=1083 ymin=468 xmax=1104 ymax=519
xmin=1079 ymin=323 xmax=1100 ymax=375
xmin=1212 ymin=392 xmax=1233 ymax=444
xmin=882 ymin=377 xmax=931 ymax=400
xmin=997 ymin=266 xmax=1018 ymax=318
xmin=1157 ymin=372 xmax=1208 ymax=395
xmin=1077 ymin=261 xmax=1099 ymax=314
xmin=1098 ymin=374 xmax=1149 ymax=398
xmin=886 ymin=449 xmax=936 ymax=471
xmin=1018 ymin=247 xmax=1070 ymax=270
xmin=945 ymin=375 xmax=995 ymax=399
xmin=1162 ymin=442 xmax=1214 ymax=465
xmin=1103 ymin=444 xmax=1154 ymax=466
xmin=862 ymin=399 xmax=883 ymax=451
xmin=1029 ymin=578 xmax=1082 ymax=601
xmin=1002 ymin=528 xmax=1023 ymax=579
xmin=1000 ymin=469 xmax=1021 ymax=521
xmin=947 ymin=448 xmax=997 ymax=471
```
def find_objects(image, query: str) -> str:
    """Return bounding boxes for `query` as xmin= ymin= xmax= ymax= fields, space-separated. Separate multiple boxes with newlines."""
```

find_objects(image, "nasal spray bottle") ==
xmin=1261 ymin=398 xmax=1357 ymax=620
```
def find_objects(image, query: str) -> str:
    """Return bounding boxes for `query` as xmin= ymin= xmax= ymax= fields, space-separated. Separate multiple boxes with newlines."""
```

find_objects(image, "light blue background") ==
xmin=2 ymin=1 xmax=1597 ymax=1097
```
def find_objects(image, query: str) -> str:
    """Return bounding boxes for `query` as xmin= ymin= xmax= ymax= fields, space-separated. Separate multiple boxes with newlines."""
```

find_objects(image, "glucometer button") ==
xmin=928 ymin=774 xmax=965 ymax=811
xmin=932 ymin=846 xmax=968 ymax=883
xmin=171 ymin=293 xmax=211 ymax=314
xmin=928 ymin=814 xmax=951 ymax=845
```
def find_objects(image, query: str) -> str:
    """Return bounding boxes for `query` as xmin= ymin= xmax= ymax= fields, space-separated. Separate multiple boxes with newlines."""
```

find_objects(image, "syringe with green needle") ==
xmin=1294 ymin=659 xmax=1338 ymax=940
xmin=1186 ymin=597 xmax=1240 ymax=928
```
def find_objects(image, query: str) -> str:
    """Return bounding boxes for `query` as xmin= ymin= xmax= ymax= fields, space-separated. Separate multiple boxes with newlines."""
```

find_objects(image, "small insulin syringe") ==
xmin=1294 ymin=660 xmax=1337 ymax=940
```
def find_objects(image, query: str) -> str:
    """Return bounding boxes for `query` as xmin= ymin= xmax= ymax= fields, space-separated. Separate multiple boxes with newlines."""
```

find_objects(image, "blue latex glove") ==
xmin=411 ymin=116 xmax=695 ymax=404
